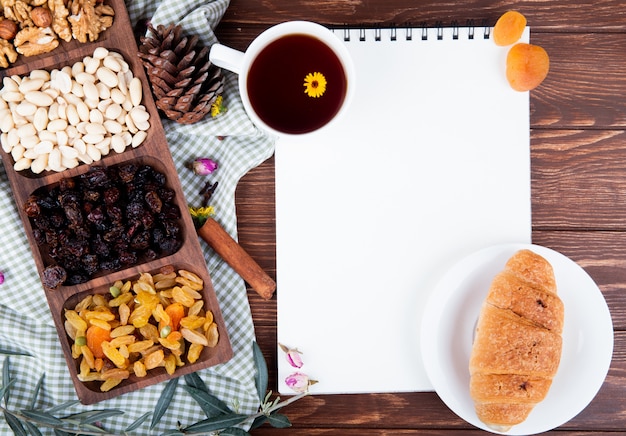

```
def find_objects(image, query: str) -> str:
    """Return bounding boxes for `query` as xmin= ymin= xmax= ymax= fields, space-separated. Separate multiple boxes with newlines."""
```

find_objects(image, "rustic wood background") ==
xmin=216 ymin=0 xmax=626 ymax=433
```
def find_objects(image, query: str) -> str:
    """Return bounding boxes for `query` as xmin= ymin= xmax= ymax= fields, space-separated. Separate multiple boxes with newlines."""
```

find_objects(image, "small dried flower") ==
xmin=0 ymin=271 xmax=4 ymax=285
xmin=189 ymin=205 xmax=215 ymax=228
xmin=211 ymin=95 xmax=226 ymax=117
xmin=303 ymin=72 xmax=327 ymax=98
xmin=189 ymin=205 xmax=215 ymax=220
xmin=285 ymin=372 xmax=317 ymax=393
xmin=191 ymin=158 xmax=218 ymax=176
xmin=279 ymin=343 xmax=303 ymax=368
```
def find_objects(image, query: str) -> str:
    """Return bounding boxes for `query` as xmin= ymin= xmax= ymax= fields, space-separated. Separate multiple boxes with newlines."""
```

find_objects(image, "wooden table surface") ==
xmin=217 ymin=1 xmax=626 ymax=434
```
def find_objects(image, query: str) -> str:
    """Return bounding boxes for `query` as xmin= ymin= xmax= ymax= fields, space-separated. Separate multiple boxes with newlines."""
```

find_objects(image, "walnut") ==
xmin=14 ymin=25 xmax=58 ymax=56
xmin=0 ymin=38 xmax=17 ymax=67
xmin=30 ymin=6 xmax=52 ymax=27
xmin=1 ymin=0 xmax=17 ymax=21
xmin=10 ymin=0 xmax=33 ymax=27
xmin=0 ymin=18 xmax=18 ymax=40
xmin=48 ymin=0 xmax=70 ymax=41
xmin=67 ymin=0 xmax=113 ymax=43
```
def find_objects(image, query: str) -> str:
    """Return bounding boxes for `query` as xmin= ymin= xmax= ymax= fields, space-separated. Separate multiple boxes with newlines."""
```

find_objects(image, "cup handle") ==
xmin=210 ymin=44 xmax=245 ymax=75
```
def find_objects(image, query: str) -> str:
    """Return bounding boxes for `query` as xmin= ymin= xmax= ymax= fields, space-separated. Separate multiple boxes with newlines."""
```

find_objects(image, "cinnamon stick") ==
xmin=197 ymin=217 xmax=276 ymax=300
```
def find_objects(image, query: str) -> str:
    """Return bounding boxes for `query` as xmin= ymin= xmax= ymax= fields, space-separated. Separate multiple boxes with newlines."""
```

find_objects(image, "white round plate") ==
xmin=420 ymin=243 xmax=613 ymax=435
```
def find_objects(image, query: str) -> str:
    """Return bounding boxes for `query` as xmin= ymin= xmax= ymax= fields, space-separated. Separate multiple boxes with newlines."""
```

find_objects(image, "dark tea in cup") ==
xmin=246 ymin=34 xmax=348 ymax=135
xmin=209 ymin=21 xmax=354 ymax=137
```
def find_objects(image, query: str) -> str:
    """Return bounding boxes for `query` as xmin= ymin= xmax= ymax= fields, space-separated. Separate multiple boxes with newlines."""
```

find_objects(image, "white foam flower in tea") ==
xmin=303 ymin=71 xmax=327 ymax=97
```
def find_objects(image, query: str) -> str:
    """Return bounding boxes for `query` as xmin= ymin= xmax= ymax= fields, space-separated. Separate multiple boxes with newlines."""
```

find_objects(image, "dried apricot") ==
xmin=86 ymin=325 xmax=112 ymax=359
xmin=493 ymin=11 xmax=527 ymax=46
xmin=506 ymin=43 xmax=550 ymax=91
xmin=165 ymin=302 xmax=185 ymax=330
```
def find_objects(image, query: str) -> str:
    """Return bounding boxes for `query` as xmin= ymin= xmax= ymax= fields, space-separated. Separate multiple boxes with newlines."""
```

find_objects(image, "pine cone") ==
xmin=138 ymin=23 xmax=225 ymax=125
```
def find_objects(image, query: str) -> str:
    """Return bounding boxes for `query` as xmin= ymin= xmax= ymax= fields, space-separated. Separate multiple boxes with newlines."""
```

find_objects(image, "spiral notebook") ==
xmin=275 ymin=25 xmax=532 ymax=394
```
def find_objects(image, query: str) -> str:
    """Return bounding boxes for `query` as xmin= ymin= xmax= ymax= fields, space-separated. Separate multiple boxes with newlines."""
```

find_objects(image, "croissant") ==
xmin=469 ymin=249 xmax=564 ymax=432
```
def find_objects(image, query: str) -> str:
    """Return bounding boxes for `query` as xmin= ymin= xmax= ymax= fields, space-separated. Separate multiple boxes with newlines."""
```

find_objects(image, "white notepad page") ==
xmin=276 ymin=26 xmax=531 ymax=394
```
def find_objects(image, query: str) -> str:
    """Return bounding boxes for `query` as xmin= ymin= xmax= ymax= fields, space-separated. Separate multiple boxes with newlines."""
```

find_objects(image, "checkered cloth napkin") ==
xmin=0 ymin=0 xmax=275 ymax=432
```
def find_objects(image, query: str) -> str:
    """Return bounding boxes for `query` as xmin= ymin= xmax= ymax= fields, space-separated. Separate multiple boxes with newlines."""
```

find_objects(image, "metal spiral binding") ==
xmin=337 ymin=21 xmax=491 ymax=42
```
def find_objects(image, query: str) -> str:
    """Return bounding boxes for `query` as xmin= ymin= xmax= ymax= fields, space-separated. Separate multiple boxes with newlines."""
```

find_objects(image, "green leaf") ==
xmin=151 ymin=377 xmax=178 ymax=430
xmin=183 ymin=413 xmax=247 ymax=433
xmin=63 ymin=409 xmax=124 ymax=424
xmin=182 ymin=386 xmax=232 ymax=417
xmin=20 ymin=409 xmax=64 ymax=426
xmin=125 ymin=411 xmax=151 ymax=431
xmin=249 ymin=415 xmax=268 ymax=430
xmin=0 ymin=379 xmax=16 ymax=407
xmin=3 ymin=356 xmax=11 ymax=406
xmin=3 ymin=410 xmax=27 ymax=436
xmin=252 ymin=341 xmax=268 ymax=403
xmin=0 ymin=348 xmax=33 ymax=357
xmin=23 ymin=420 xmax=43 ymax=436
xmin=219 ymin=427 xmax=251 ymax=436
xmin=58 ymin=420 xmax=106 ymax=432
xmin=28 ymin=374 xmax=45 ymax=410
xmin=268 ymin=412 xmax=292 ymax=428
xmin=159 ymin=431 xmax=185 ymax=436
xmin=184 ymin=372 xmax=207 ymax=393
xmin=45 ymin=400 xmax=79 ymax=414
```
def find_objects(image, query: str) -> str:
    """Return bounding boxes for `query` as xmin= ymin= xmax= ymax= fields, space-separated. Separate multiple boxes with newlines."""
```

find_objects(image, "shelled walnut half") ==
xmin=14 ymin=25 xmax=58 ymax=56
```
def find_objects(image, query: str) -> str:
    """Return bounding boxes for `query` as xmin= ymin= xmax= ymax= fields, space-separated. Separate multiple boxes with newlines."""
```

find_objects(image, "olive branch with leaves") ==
xmin=0 ymin=341 xmax=309 ymax=435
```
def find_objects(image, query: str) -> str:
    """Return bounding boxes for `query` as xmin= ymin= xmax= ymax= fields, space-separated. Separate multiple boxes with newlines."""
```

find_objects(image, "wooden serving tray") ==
xmin=0 ymin=0 xmax=233 ymax=404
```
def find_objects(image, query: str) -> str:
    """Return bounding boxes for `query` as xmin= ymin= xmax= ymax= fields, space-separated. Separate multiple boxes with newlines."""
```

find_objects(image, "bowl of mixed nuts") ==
xmin=0 ymin=0 xmax=233 ymax=404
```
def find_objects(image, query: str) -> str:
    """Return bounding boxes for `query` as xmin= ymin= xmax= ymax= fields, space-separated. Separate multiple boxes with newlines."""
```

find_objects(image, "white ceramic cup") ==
xmin=209 ymin=21 xmax=355 ymax=137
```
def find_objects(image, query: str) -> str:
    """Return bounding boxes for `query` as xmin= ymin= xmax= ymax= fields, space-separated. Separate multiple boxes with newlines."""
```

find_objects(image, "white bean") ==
xmin=61 ymin=155 xmax=79 ymax=169
xmin=25 ymin=91 xmax=54 ymax=107
xmin=17 ymin=123 xmax=37 ymax=138
xmin=131 ymin=130 xmax=147 ymax=148
xmin=30 ymin=70 xmax=50 ymax=81
xmin=34 ymin=140 xmax=54 ymax=155
xmin=110 ymin=134 xmax=125 ymax=153
xmin=14 ymin=157 xmax=32 ymax=171
xmin=103 ymin=55 xmax=121 ymax=72
xmin=48 ymin=147 xmax=63 ymax=171
xmin=129 ymin=77 xmax=142 ymax=106
xmin=89 ymin=108 xmax=104 ymax=124
xmin=97 ymin=67 xmax=118 ymax=88
xmin=103 ymin=119 xmax=122 ymax=134
xmin=59 ymin=144 xmax=78 ymax=159
xmin=30 ymin=153 xmax=48 ymax=174
xmin=56 ymin=130 xmax=68 ymax=147
xmin=39 ymin=130 xmax=56 ymax=143
xmin=105 ymin=103 xmax=122 ymax=120
xmin=11 ymin=144 xmax=25 ymax=160
xmin=21 ymin=135 xmax=39 ymax=149
xmin=83 ymin=81 xmax=99 ymax=101
xmin=19 ymin=78 xmax=45 ymax=94
xmin=66 ymin=104 xmax=80 ymax=126
xmin=47 ymin=119 xmax=68 ymax=132
xmin=86 ymin=144 xmax=101 ymax=161
xmin=33 ymin=107 xmax=48 ymax=131
xmin=55 ymin=70 xmax=73 ymax=94
xmin=93 ymin=47 xmax=109 ymax=60
xmin=15 ymin=101 xmax=37 ymax=117
xmin=85 ymin=122 xmax=106 ymax=135
xmin=0 ymin=132 xmax=9 ymax=153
